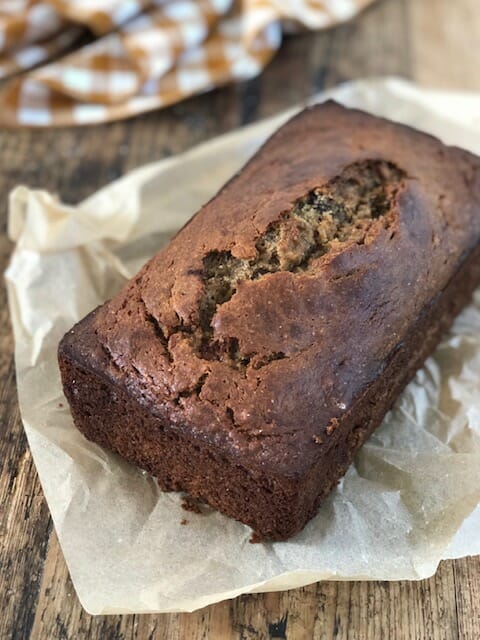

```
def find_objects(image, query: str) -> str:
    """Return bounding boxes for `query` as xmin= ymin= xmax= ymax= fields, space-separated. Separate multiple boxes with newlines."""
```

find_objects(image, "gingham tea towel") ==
xmin=0 ymin=0 xmax=374 ymax=127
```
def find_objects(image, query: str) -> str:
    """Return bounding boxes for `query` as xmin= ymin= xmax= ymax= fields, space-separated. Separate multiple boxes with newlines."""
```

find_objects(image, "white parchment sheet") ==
xmin=5 ymin=78 xmax=480 ymax=614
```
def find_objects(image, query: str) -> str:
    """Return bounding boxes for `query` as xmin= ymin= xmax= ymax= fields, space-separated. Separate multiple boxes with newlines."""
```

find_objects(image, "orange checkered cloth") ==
xmin=0 ymin=0 xmax=373 ymax=127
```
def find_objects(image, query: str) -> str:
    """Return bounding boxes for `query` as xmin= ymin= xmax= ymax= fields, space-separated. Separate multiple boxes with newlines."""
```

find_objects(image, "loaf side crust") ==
xmin=59 ymin=102 xmax=480 ymax=539
xmin=60 ymin=239 xmax=480 ymax=539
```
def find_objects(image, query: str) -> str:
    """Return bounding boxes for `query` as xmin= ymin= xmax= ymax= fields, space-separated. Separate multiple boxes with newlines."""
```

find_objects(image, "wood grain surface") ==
xmin=1 ymin=0 xmax=479 ymax=638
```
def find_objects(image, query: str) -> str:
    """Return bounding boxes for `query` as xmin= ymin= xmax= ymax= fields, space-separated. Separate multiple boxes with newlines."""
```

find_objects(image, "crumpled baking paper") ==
xmin=5 ymin=77 xmax=480 ymax=615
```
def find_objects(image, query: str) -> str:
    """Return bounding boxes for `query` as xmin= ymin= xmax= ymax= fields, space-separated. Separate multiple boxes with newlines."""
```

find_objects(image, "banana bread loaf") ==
xmin=59 ymin=102 xmax=480 ymax=540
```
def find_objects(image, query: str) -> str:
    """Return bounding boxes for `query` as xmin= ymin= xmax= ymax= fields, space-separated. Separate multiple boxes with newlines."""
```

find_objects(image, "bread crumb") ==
xmin=180 ymin=518 xmax=188 ymax=525
xmin=181 ymin=495 xmax=203 ymax=514
xmin=312 ymin=435 xmax=323 ymax=444
xmin=326 ymin=417 xmax=339 ymax=435
xmin=249 ymin=532 xmax=262 ymax=544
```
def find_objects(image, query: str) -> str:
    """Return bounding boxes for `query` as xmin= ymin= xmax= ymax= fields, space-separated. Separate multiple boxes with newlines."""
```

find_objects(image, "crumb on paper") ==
xmin=180 ymin=518 xmax=188 ymax=525
xmin=326 ymin=417 xmax=339 ymax=435
xmin=181 ymin=495 xmax=203 ymax=514
xmin=249 ymin=532 xmax=262 ymax=544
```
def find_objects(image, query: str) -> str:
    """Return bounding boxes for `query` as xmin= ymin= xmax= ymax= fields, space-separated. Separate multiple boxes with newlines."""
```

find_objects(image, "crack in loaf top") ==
xmin=85 ymin=101 xmax=480 ymax=475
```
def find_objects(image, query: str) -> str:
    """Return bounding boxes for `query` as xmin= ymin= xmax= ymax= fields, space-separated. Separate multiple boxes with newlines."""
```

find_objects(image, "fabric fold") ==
xmin=0 ymin=1 xmax=67 ymax=55
xmin=0 ymin=0 xmax=372 ymax=126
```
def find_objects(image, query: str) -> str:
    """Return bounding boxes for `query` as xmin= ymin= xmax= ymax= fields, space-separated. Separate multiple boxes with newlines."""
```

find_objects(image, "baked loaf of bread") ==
xmin=59 ymin=102 xmax=480 ymax=540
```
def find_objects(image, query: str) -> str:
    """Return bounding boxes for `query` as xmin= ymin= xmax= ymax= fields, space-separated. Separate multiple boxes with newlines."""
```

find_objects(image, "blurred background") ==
xmin=0 ymin=1 xmax=478 ymax=204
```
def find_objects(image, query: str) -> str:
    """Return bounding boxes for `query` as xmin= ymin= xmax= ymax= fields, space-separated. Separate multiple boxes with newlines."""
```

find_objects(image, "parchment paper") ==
xmin=5 ymin=77 xmax=480 ymax=615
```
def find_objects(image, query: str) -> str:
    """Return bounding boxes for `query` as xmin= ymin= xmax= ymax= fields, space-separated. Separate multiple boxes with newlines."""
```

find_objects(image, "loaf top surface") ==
xmin=60 ymin=101 xmax=480 ymax=478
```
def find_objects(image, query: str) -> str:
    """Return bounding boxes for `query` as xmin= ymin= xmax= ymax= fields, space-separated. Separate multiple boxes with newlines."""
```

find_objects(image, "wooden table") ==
xmin=1 ymin=0 xmax=479 ymax=638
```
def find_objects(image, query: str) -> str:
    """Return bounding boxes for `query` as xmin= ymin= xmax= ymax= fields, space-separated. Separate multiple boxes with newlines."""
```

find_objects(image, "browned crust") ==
xmin=59 ymin=240 xmax=480 ymax=540
xmin=58 ymin=102 xmax=480 ymax=540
